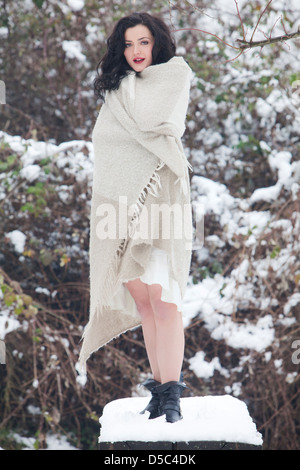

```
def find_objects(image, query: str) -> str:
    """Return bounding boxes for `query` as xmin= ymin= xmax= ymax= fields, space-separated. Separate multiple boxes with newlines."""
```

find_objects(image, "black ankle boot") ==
xmin=154 ymin=380 xmax=188 ymax=423
xmin=140 ymin=378 xmax=162 ymax=419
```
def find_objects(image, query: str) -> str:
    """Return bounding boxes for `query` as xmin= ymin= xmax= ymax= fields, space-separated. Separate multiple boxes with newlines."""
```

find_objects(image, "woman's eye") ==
xmin=125 ymin=41 xmax=149 ymax=48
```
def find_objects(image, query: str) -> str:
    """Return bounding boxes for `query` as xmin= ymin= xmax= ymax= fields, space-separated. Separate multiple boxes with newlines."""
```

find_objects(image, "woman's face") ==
xmin=124 ymin=24 xmax=154 ymax=72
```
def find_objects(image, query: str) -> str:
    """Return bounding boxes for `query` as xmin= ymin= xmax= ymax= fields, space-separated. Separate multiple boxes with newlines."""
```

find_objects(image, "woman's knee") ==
xmin=153 ymin=301 xmax=179 ymax=322
xmin=134 ymin=294 xmax=154 ymax=319
xmin=147 ymin=284 xmax=179 ymax=322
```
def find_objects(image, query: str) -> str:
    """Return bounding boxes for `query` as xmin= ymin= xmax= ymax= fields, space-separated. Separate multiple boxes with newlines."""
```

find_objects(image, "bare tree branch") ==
xmin=249 ymin=0 xmax=274 ymax=43
xmin=168 ymin=0 xmax=216 ymax=20
xmin=236 ymin=28 xmax=300 ymax=50
xmin=171 ymin=27 xmax=241 ymax=51
xmin=234 ymin=0 xmax=246 ymax=41
xmin=169 ymin=0 xmax=300 ymax=60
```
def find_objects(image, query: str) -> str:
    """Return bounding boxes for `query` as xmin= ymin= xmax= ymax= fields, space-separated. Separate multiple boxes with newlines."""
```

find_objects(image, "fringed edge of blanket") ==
xmin=78 ymin=303 xmax=141 ymax=374
xmin=174 ymin=154 xmax=193 ymax=196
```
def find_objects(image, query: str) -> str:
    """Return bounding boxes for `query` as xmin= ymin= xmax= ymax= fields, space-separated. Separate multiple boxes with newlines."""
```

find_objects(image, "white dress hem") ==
xmin=110 ymin=246 xmax=183 ymax=315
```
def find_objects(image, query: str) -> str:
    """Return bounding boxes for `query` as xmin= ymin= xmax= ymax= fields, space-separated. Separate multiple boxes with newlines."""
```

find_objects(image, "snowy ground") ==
xmin=0 ymin=433 xmax=78 ymax=451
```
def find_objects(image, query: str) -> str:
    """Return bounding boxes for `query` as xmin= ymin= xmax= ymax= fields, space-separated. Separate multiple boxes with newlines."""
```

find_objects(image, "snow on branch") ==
xmin=169 ymin=0 xmax=300 ymax=61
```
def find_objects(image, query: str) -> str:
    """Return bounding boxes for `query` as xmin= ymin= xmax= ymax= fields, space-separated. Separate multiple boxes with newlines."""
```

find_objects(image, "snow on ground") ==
xmin=6 ymin=433 xmax=78 ymax=450
xmin=5 ymin=230 xmax=26 ymax=254
xmin=99 ymin=395 xmax=263 ymax=446
xmin=185 ymin=141 xmax=299 ymax=359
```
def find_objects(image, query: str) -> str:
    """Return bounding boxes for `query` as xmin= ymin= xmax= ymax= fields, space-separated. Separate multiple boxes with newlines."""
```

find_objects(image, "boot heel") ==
xmin=154 ymin=380 xmax=188 ymax=423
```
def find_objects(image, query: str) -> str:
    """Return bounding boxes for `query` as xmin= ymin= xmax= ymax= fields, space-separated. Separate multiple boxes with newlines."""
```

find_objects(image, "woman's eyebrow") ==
xmin=125 ymin=37 xmax=151 ymax=42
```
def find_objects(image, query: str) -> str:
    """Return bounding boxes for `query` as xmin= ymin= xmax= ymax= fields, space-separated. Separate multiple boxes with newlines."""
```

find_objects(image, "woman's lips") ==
xmin=133 ymin=58 xmax=145 ymax=64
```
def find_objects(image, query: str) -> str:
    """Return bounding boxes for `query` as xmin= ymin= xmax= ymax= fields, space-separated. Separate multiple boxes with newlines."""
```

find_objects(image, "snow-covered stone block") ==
xmin=99 ymin=395 xmax=263 ymax=450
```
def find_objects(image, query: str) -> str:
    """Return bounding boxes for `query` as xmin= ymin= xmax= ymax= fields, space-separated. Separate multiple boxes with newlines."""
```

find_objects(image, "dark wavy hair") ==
xmin=94 ymin=12 xmax=176 ymax=102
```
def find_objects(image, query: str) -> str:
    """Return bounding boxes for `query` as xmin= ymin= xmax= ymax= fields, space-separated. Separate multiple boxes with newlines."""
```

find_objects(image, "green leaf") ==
xmin=33 ymin=0 xmax=44 ymax=8
xmin=270 ymin=246 xmax=281 ymax=259
xmin=27 ymin=182 xmax=44 ymax=196
xmin=21 ymin=202 xmax=34 ymax=213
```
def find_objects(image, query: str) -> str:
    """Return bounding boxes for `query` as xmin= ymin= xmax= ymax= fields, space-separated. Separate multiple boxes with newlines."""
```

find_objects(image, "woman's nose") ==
xmin=133 ymin=44 xmax=141 ymax=55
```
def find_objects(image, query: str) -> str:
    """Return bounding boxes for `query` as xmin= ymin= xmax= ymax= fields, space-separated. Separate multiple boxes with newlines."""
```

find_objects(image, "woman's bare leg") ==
xmin=124 ymin=278 xmax=161 ymax=382
xmin=124 ymin=279 xmax=184 ymax=384
xmin=147 ymin=283 xmax=184 ymax=384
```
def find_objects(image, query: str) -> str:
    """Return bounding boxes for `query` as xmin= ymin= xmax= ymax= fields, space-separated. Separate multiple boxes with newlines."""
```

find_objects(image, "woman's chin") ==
xmin=131 ymin=62 xmax=150 ymax=72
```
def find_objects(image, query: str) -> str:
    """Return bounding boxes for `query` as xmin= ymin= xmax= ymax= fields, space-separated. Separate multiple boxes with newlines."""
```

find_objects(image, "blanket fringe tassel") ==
xmin=175 ymin=157 xmax=193 ymax=196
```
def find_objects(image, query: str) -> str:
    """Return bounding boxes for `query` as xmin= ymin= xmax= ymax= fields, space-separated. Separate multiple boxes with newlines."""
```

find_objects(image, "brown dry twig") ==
xmin=236 ymin=28 xmax=300 ymax=50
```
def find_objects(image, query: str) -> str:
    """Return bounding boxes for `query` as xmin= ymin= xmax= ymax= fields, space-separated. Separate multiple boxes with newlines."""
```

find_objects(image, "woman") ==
xmin=79 ymin=12 xmax=193 ymax=423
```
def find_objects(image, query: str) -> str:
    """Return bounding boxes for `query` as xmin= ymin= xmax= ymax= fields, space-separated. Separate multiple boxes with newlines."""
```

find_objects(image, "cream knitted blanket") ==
xmin=79 ymin=56 xmax=193 ymax=370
